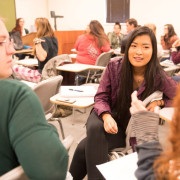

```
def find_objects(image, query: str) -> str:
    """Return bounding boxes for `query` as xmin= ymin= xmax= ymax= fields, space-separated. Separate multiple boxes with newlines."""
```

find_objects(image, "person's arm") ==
xmin=130 ymin=91 xmax=162 ymax=180
xmin=94 ymin=61 xmax=114 ymax=116
xmin=9 ymin=82 xmax=68 ymax=179
xmin=34 ymin=37 xmax=47 ymax=61
xmin=160 ymin=35 xmax=166 ymax=50
xmin=94 ymin=59 xmax=119 ymax=133
xmin=100 ymin=41 xmax=111 ymax=52
xmin=135 ymin=141 xmax=162 ymax=180
xmin=159 ymin=73 xmax=177 ymax=107
xmin=171 ymin=50 xmax=180 ymax=64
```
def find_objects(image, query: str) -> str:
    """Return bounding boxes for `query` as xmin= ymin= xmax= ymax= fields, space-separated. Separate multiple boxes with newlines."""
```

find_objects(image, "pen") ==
xmin=69 ymin=88 xmax=83 ymax=92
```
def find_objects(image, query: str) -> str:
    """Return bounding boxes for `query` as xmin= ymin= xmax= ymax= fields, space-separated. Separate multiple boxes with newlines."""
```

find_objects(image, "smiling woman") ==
xmin=69 ymin=26 xmax=177 ymax=180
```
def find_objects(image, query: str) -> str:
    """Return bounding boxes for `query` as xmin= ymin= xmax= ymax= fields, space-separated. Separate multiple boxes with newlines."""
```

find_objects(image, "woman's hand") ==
xmin=102 ymin=113 xmax=118 ymax=134
xmin=130 ymin=91 xmax=147 ymax=114
xmin=146 ymin=101 xmax=158 ymax=112
xmin=33 ymin=38 xmax=45 ymax=45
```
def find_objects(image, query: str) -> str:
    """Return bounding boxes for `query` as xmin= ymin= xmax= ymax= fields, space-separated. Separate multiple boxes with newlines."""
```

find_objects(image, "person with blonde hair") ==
xmin=75 ymin=20 xmax=110 ymax=65
xmin=13 ymin=17 xmax=58 ymax=83
xmin=144 ymin=23 xmax=163 ymax=59
xmin=130 ymin=85 xmax=180 ymax=179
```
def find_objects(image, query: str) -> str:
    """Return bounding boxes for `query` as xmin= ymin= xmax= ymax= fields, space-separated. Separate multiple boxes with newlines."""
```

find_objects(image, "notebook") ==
xmin=59 ymin=86 xmax=97 ymax=98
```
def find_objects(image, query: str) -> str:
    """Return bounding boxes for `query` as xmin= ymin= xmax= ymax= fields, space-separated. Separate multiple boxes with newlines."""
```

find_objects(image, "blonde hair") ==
xmin=35 ymin=17 xmax=54 ymax=38
xmin=144 ymin=23 xmax=156 ymax=35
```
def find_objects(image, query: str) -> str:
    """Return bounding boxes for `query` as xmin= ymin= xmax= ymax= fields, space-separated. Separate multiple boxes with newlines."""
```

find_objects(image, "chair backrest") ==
xmin=95 ymin=50 xmax=113 ymax=67
xmin=0 ymin=166 xmax=29 ymax=180
xmin=33 ymin=76 xmax=63 ymax=114
xmin=41 ymin=54 xmax=72 ymax=81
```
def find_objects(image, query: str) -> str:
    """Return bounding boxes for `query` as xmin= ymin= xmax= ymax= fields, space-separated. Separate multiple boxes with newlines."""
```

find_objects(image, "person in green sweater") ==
xmin=0 ymin=18 xmax=68 ymax=179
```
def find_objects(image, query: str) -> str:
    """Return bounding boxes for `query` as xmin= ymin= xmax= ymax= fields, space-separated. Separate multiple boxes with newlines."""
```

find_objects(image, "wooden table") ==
xmin=16 ymin=58 xmax=38 ymax=67
xmin=15 ymin=49 xmax=33 ymax=55
xmin=159 ymin=107 xmax=174 ymax=122
xmin=50 ymin=86 xmax=96 ymax=124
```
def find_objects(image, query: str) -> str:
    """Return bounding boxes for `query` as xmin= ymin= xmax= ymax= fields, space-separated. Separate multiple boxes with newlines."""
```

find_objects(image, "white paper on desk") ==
xmin=60 ymin=86 xmax=97 ymax=97
xmin=97 ymin=152 xmax=138 ymax=180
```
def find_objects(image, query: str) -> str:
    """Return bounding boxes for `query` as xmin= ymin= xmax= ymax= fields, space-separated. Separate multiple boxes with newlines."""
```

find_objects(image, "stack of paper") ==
xmin=96 ymin=152 xmax=138 ymax=180
xmin=60 ymin=86 xmax=97 ymax=98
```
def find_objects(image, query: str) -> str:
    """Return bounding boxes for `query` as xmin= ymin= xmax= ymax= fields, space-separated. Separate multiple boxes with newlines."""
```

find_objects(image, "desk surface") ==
xmin=50 ymin=94 xmax=94 ymax=108
xmin=159 ymin=107 xmax=174 ymax=122
xmin=50 ymin=86 xmax=96 ymax=108
xmin=16 ymin=58 xmax=38 ymax=67
xmin=56 ymin=63 xmax=105 ymax=73
xmin=15 ymin=49 xmax=33 ymax=54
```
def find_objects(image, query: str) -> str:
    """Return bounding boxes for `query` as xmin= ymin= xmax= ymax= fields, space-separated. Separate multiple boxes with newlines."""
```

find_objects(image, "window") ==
xmin=106 ymin=0 xmax=130 ymax=23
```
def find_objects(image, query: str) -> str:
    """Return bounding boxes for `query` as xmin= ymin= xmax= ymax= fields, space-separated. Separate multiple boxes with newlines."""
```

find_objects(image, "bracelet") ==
xmin=35 ymin=41 xmax=41 ymax=45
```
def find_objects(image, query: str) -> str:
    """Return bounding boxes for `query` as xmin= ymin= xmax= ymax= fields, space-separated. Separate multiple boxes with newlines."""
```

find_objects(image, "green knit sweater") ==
xmin=0 ymin=79 xmax=68 ymax=179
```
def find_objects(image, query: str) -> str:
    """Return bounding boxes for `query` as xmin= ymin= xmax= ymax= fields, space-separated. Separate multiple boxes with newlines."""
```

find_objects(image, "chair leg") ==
xmin=54 ymin=118 xmax=65 ymax=139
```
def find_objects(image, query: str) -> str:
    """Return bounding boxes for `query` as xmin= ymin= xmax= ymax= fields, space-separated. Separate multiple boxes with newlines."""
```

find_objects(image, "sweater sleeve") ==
xmin=131 ymin=111 xmax=159 ymax=145
xmin=159 ymin=74 xmax=177 ymax=107
xmin=171 ymin=50 xmax=180 ymax=65
xmin=135 ymin=141 xmax=162 ymax=180
xmin=94 ymin=62 xmax=113 ymax=117
xmin=9 ymin=82 xmax=68 ymax=180
xmin=101 ymin=42 xmax=111 ymax=52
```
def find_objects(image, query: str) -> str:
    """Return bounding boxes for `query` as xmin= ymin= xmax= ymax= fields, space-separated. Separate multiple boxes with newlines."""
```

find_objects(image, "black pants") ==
xmin=70 ymin=111 xmax=126 ymax=180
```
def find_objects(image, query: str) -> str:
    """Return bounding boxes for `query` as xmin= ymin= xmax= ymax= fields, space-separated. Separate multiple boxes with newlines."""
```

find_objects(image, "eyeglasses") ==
xmin=0 ymin=38 xmax=14 ymax=48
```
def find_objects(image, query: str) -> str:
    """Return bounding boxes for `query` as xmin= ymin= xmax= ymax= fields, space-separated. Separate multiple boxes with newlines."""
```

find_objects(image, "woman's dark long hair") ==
xmin=116 ymin=26 xmax=164 ymax=121
xmin=164 ymin=24 xmax=177 ymax=46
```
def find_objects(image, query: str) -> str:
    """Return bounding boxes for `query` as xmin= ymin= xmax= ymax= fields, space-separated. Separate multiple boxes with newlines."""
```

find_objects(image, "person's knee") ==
xmin=86 ymin=111 xmax=104 ymax=136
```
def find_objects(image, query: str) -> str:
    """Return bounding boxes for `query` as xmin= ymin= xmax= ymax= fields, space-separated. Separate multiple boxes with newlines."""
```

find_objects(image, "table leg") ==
xmin=72 ymin=107 xmax=75 ymax=125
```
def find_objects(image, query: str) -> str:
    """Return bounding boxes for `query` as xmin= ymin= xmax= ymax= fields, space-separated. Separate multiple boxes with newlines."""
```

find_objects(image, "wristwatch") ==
xmin=35 ymin=41 xmax=41 ymax=45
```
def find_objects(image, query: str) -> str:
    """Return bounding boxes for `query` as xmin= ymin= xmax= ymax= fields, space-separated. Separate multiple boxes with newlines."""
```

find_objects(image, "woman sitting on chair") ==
xmin=13 ymin=17 xmax=58 ymax=83
xmin=75 ymin=20 xmax=111 ymax=65
xmin=69 ymin=26 xmax=177 ymax=180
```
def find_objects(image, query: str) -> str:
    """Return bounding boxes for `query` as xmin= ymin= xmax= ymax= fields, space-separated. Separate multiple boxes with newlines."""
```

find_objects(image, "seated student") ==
xmin=161 ymin=24 xmax=178 ymax=50
xmin=170 ymin=39 xmax=180 ymax=82
xmin=0 ymin=18 xmax=68 ymax=179
xmin=13 ymin=17 xmax=58 ymax=83
xmin=12 ymin=18 xmax=29 ymax=36
xmin=69 ymin=26 xmax=177 ymax=180
xmin=130 ymin=86 xmax=180 ymax=179
xmin=75 ymin=20 xmax=111 ymax=65
xmin=107 ymin=22 xmax=124 ymax=49
xmin=121 ymin=18 xmax=138 ymax=53
xmin=144 ymin=23 xmax=163 ymax=59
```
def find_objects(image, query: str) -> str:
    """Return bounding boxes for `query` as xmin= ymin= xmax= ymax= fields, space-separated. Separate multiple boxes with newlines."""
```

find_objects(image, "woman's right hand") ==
xmin=102 ymin=113 xmax=118 ymax=134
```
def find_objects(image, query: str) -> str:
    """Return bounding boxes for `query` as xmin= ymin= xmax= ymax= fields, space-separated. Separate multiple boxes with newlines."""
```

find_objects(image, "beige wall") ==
xmin=15 ymin=0 xmax=180 ymax=41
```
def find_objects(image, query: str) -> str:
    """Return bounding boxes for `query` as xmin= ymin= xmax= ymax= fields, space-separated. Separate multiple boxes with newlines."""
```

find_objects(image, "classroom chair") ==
xmin=76 ymin=50 xmax=113 ymax=84
xmin=33 ymin=75 xmax=66 ymax=139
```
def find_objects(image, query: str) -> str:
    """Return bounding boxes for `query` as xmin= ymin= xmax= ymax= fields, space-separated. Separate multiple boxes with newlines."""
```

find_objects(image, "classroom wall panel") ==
xmin=0 ymin=0 xmax=16 ymax=31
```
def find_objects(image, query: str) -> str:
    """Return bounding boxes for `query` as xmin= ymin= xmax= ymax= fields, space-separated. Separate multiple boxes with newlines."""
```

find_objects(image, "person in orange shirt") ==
xmin=75 ymin=20 xmax=111 ymax=65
